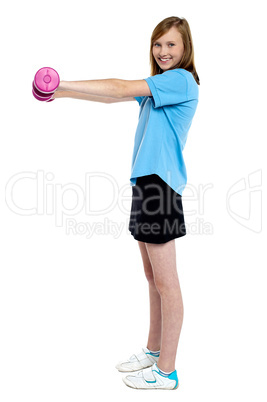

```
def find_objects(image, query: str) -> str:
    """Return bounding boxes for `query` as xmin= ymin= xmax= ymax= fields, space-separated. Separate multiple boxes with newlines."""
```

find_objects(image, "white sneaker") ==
xmin=115 ymin=347 xmax=160 ymax=372
xmin=123 ymin=363 xmax=179 ymax=390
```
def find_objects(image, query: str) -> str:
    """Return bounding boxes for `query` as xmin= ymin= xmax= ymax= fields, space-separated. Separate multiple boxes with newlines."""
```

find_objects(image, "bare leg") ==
xmin=138 ymin=241 xmax=161 ymax=351
xmin=145 ymin=240 xmax=184 ymax=373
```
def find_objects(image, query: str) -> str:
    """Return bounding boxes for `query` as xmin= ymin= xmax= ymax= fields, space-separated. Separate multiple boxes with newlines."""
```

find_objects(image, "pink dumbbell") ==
xmin=32 ymin=81 xmax=55 ymax=101
xmin=32 ymin=67 xmax=60 ymax=102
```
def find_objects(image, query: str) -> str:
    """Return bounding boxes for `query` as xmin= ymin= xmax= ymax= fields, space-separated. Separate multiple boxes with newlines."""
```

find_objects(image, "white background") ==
xmin=1 ymin=0 xmax=266 ymax=400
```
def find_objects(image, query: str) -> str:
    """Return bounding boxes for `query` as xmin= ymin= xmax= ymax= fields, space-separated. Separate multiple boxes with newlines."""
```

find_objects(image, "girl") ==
xmin=53 ymin=16 xmax=200 ymax=390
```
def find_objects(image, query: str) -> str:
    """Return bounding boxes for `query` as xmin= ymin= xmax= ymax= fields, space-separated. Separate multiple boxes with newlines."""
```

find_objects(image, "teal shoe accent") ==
xmin=168 ymin=370 xmax=179 ymax=389
xmin=146 ymin=351 xmax=160 ymax=357
xmin=150 ymin=364 xmax=179 ymax=389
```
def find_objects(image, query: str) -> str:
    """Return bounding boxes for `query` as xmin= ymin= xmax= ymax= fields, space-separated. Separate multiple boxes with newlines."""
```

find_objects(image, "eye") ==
xmin=154 ymin=43 xmax=160 ymax=47
xmin=168 ymin=43 xmax=175 ymax=47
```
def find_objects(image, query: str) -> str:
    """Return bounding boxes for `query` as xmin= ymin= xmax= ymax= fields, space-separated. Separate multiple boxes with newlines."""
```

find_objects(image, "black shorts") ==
xmin=128 ymin=174 xmax=186 ymax=244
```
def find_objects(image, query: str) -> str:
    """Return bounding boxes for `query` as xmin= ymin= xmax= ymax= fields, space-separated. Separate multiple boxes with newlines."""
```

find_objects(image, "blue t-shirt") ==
xmin=130 ymin=68 xmax=199 ymax=195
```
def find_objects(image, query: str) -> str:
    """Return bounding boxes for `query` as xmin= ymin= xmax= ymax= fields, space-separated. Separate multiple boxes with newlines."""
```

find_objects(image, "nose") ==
xmin=159 ymin=45 xmax=169 ymax=57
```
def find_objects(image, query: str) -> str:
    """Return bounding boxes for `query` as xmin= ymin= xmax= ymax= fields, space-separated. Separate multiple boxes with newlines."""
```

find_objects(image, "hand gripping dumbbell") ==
xmin=32 ymin=67 xmax=60 ymax=102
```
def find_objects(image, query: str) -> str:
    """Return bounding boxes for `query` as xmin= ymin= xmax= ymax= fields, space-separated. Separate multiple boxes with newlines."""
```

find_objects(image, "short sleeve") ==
xmin=134 ymin=96 xmax=144 ymax=105
xmin=144 ymin=70 xmax=188 ymax=108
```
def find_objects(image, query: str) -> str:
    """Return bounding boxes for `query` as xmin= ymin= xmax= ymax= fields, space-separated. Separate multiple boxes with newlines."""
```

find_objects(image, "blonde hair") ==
xmin=150 ymin=16 xmax=200 ymax=85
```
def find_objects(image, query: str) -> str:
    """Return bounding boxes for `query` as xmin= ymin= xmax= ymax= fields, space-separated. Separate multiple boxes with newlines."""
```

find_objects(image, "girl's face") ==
xmin=152 ymin=26 xmax=184 ymax=71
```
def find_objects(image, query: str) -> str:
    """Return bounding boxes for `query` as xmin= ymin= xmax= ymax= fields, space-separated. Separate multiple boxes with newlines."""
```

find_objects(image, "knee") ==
xmin=153 ymin=276 xmax=180 ymax=298
xmin=153 ymin=277 xmax=166 ymax=295
xmin=144 ymin=264 xmax=156 ymax=286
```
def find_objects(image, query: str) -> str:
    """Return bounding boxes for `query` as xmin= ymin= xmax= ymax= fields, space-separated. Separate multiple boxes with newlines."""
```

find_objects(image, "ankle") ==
xmin=156 ymin=359 xmax=175 ymax=373
xmin=147 ymin=345 xmax=161 ymax=353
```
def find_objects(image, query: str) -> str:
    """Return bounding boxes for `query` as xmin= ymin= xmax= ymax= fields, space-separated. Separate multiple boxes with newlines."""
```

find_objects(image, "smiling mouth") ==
xmin=159 ymin=58 xmax=172 ymax=63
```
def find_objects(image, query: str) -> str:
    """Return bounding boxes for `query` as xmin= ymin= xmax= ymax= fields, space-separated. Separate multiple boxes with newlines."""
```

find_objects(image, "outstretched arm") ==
xmin=57 ymin=78 xmax=151 ymax=99
xmin=53 ymin=90 xmax=136 ymax=103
